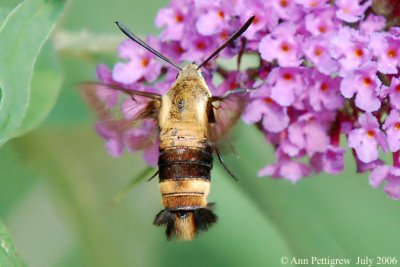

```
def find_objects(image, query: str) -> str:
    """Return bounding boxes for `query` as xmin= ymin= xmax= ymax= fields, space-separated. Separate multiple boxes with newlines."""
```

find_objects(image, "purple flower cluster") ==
xmin=95 ymin=0 xmax=400 ymax=199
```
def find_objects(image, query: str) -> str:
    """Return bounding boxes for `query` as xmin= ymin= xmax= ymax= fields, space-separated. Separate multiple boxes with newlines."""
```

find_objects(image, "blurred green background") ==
xmin=1 ymin=1 xmax=400 ymax=266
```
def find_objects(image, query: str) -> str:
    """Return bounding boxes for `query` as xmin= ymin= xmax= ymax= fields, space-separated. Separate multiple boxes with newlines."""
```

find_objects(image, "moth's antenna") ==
xmin=115 ymin=21 xmax=182 ymax=71
xmin=197 ymin=16 xmax=255 ymax=70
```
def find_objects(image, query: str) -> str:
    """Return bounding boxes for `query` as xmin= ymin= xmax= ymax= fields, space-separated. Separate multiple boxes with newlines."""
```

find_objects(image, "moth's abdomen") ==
xmin=155 ymin=145 xmax=217 ymax=240
xmin=159 ymin=146 xmax=212 ymax=180
xmin=158 ymin=146 xmax=212 ymax=209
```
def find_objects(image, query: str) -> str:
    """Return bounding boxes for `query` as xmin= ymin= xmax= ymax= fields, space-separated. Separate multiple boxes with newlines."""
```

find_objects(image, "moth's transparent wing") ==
xmin=208 ymin=90 xmax=248 ymax=181
xmin=80 ymin=82 xmax=161 ymax=151
xmin=207 ymin=90 xmax=248 ymax=144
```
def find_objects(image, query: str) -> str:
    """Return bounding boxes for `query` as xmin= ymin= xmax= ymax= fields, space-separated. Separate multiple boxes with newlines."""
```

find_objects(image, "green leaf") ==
xmin=0 ymin=141 xmax=38 ymax=217
xmin=15 ymin=41 xmax=63 ymax=136
xmin=0 ymin=0 xmax=66 ymax=146
xmin=0 ymin=221 xmax=24 ymax=267
xmin=0 ymin=0 xmax=23 ymax=26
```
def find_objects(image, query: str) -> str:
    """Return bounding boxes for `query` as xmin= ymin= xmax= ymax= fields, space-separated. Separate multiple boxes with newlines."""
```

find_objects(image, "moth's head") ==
xmin=176 ymin=64 xmax=204 ymax=82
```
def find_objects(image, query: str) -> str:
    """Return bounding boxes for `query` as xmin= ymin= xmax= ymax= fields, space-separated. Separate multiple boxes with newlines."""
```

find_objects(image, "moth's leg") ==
xmin=214 ymin=146 xmax=239 ymax=182
xmin=147 ymin=170 xmax=159 ymax=181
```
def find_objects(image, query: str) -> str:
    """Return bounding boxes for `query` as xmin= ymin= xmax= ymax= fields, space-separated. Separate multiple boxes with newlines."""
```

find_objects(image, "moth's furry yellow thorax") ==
xmin=158 ymin=64 xmax=212 ymax=149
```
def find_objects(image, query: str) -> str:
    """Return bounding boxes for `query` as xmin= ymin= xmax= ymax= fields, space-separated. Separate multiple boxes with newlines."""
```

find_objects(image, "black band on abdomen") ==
xmin=158 ymin=146 xmax=213 ymax=181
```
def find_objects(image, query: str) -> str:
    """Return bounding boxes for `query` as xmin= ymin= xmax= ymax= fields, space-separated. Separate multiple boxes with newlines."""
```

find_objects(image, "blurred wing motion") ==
xmin=207 ymin=91 xmax=248 ymax=144
xmin=80 ymin=82 xmax=161 ymax=150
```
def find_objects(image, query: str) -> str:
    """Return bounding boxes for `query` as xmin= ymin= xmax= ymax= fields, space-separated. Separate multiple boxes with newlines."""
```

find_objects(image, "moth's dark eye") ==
xmin=200 ymin=71 xmax=205 ymax=79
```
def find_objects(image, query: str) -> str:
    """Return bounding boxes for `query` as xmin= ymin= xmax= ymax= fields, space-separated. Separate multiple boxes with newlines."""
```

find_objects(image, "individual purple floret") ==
xmin=287 ymin=113 xmax=332 ymax=157
xmin=384 ymin=77 xmax=400 ymax=109
xmin=194 ymin=0 xmax=232 ymax=36
xmin=370 ymin=30 xmax=400 ymax=74
xmin=155 ymin=0 xmax=190 ymax=41
xmin=307 ymin=70 xmax=343 ymax=111
xmin=329 ymin=27 xmax=372 ymax=77
xmin=267 ymin=67 xmax=305 ymax=107
xmin=311 ymin=145 xmax=346 ymax=175
xmin=259 ymin=22 xmax=303 ymax=67
xmin=242 ymin=83 xmax=290 ymax=133
xmin=369 ymin=165 xmax=400 ymax=200
xmin=303 ymin=36 xmax=340 ymax=75
xmin=383 ymin=110 xmax=400 ymax=152
xmin=348 ymin=113 xmax=388 ymax=163
xmin=340 ymin=63 xmax=381 ymax=112
xmin=258 ymin=149 xmax=311 ymax=183
xmin=305 ymin=8 xmax=341 ymax=36
xmin=112 ymin=39 xmax=162 ymax=84
xmin=335 ymin=0 xmax=372 ymax=23
xmin=360 ymin=14 xmax=385 ymax=34
xmin=270 ymin=0 xmax=303 ymax=22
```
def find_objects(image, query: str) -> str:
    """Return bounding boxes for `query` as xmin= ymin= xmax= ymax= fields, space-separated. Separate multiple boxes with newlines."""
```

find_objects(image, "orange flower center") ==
xmin=320 ymin=82 xmax=328 ymax=92
xmin=363 ymin=77 xmax=373 ymax=86
xmin=264 ymin=97 xmax=273 ymax=104
xmin=175 ymin=14 xmax=184 ymax=23
xmin=253 ymin=16 xmax=259 ymax=24
xmin=281 ymin=43 xmax=290 ymax=52
xmin=310 ymin=1 xmax=318 ymax=7
xmin=314 ymin=48 xmax=322 ymax=56
xmin=196 ymin=42 xmax=206 ymax=50
xmin=217 ymin=10 xmax=225 ymax=19
xmin=354 ymin=48 xmax=364 ymax=57
xmin=219 ymin=31 xmax=229 ymax=39
xmin=318 ymin=25 xmax=327 ymax=33
xmin=280 ymin=0 xmax=289 ymax=7
xmin=388 ymin=49 xmax=397 ymax=58
xmin=229 ymin=82 xmax=238 ymax=90
xmin=283 ymin=73 xmax=293 ymax=80
xmin=396 ymin=84 xmax=400 ymax=92
xmin=175 ymin=45 xmax=184 ymax=54
xmin=367 ymin=130 xmax=375 ymax=137
xmin=395 ymin=123 xmax=400 ymax=130
xmin=141 ymin=58 xmax=149 ymax=67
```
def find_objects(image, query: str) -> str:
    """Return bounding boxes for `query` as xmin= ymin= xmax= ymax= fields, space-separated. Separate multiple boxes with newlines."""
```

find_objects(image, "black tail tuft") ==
xmin=153 ymin=209 xmax=175 ymax=240
xmin=193 ymin=206 xmax=218 ymax=232
xmin=153 ymin=205 xmax=218 ymax=241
